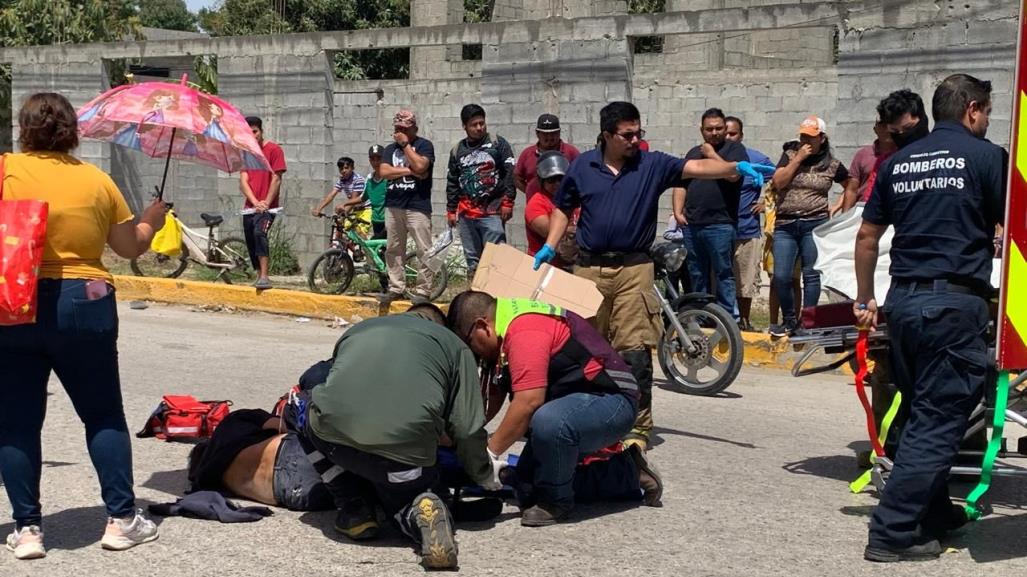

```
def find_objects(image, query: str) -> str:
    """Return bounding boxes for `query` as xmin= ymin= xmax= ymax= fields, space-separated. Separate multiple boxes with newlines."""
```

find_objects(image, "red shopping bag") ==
xmin=0 ymin=156 xmax=49 ymax=325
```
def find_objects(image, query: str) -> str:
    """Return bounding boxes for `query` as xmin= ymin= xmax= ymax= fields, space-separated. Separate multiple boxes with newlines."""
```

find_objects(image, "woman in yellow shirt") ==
xmin=0 ymin=93 xmax=167 ymax=560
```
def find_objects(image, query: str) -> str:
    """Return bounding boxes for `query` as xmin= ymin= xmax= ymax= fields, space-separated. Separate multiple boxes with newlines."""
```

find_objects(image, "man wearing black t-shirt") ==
xmin=672 ymin=108 xmax=747 ymax=315
xmin=379 ymin=109 xmax=437 ymax=304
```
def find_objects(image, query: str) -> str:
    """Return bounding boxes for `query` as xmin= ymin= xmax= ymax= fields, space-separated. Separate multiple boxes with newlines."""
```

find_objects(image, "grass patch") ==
xmin=269 ymin=227 xmax=300 ymax=275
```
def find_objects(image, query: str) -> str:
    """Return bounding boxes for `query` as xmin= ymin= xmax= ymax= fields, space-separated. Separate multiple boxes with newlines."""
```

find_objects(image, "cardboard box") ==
xmin=470 ymin=243 xmax=604 ymax=318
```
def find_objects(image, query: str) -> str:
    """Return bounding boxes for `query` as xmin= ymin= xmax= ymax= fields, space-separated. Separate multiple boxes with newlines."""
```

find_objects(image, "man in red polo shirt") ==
xmin=447 ymin=291 xmax=663 ymax=528
xmin=514 ymin=114 xmax=580 ymax=200
xmin=240 ymin=116 xmax=287 ymax=289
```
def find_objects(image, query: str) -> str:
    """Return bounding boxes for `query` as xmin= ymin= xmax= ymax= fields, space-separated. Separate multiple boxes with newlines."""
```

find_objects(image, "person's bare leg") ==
xmin=259 ymin=256 xmax=270 ymax=280
xmin=768 ymin=277 xmax=780 ymax=326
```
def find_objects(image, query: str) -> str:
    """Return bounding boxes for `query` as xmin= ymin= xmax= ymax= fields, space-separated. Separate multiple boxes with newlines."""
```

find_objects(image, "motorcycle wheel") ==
xmin=658 ymin=302 xmax=743 ymax=396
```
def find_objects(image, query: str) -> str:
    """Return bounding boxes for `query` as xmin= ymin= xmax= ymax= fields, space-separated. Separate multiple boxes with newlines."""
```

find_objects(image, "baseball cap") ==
xmin=536 ymin=113 xmax=560 ymax=133
xmin=368 ymin=144 xmax=384 ymax=157
xmin=394 ymin=109 xmax=417 ymax=128
xmin=799 ymin=115 xmax=827 ymax=137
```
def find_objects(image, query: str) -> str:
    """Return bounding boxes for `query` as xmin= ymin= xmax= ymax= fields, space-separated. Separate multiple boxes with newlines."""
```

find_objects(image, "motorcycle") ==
xmin=650 ymin=242 xmax=744 ymax=396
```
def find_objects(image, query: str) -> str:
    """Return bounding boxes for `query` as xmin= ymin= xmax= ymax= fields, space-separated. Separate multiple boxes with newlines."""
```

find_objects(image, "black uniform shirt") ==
xmin=863 ymin=121 xmax=1007 ymax=289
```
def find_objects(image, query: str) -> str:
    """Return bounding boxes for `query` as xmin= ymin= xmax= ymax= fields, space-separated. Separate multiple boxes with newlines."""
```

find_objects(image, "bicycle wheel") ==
xmin=218 ymin=237 xmax=255 ymax=284
xmin=131 ymin=244 xmax=189 ymax=278
xmin=404 ymin=251 xmax=449 ymax=301
xmin=308 ymin=248 xmax=355 ymax=294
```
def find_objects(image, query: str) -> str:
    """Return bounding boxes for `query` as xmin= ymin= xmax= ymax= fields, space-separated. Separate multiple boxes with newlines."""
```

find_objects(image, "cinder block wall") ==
xmin=3 ymin=0 xmax=1018 ymax=270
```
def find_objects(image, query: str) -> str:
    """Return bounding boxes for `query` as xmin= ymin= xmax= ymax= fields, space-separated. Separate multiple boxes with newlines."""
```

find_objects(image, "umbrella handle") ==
xmin=157 ymin=127 xmax=178 ymax=201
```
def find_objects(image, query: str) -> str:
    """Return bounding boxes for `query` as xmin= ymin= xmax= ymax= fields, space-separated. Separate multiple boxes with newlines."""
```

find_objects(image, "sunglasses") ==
xmin=613 ymin=129 xmax=646 ymax=142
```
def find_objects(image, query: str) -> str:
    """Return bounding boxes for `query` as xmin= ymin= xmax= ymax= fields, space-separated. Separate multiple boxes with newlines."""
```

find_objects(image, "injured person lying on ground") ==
xmin=184 ymin=344 xmax=510 ymax=520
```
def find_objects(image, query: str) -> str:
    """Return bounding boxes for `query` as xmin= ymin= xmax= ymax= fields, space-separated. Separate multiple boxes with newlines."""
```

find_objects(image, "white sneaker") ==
xmin=6 ymin=525 xmax=45 ymax=560
xmin=100 ymin=510 xmax=159 ymax=551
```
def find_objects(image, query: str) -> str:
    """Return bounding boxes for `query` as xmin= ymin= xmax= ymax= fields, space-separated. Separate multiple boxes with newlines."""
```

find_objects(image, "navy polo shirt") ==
xmin=553 ymin=148 xmax=686 ymax=253
xmin=863 ymin=121 xmax=1007 ymax=289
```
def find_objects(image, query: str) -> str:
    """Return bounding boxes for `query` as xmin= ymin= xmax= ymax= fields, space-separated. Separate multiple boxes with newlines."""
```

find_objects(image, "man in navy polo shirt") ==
xmin=535 ymin=101 xmax=774 ymax=448
xmin=855 ymin=74 xmax=1007 ymax=563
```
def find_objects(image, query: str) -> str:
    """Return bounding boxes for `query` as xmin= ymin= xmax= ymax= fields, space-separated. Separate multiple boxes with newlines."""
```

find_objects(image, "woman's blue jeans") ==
xmin=772 ymin=218 xmax=827 ymax=322
xmin=0 ymin=279 xmax=136 ymax=528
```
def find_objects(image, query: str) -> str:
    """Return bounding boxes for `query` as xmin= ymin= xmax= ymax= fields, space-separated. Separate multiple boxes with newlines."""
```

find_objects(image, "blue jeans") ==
xmin=517 ymin=393 xmax=636 ymax=507
xmin=682 ymin=224 xmax=737 ymax=315
xmin=772 ymin=218 xmax=827 ymax=322
xmin=457 ymin=215 xmax=506 ymax=277
xmin=0 ymin=279 xmax=136 ymax=528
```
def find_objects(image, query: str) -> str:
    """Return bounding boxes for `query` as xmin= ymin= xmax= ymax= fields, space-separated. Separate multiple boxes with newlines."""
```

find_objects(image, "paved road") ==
xmin=2 ymin=303 xmax=1026 ymax=576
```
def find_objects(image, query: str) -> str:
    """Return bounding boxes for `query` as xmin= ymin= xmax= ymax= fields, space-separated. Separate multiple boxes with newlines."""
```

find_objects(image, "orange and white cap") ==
xmin=799 ymin=115 xmax=827 ymax=137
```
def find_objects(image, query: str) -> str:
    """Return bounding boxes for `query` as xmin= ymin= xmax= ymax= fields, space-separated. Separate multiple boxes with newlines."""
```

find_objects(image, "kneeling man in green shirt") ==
xmin=306 ymin=308 xmax=503 ymax=570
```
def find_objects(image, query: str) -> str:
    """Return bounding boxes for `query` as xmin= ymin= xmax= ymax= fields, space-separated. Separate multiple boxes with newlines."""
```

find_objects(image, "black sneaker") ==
xmin=334 ymin=499 xmax=379 ymax=541
xmin=408 ymin=492 xmax=458 ymax=570
xmin=769 ymin=319 xmax=798 ymax=338
xmin=864 ymin=539 xmax=942 ymax=562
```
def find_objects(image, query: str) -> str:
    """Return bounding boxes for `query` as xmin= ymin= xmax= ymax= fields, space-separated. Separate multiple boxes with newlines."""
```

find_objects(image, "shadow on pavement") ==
xmin=652 ymin=426 xmax=757 ymax=450
xmin=297 ymin=510 xmax=411 ymax=549
xmin=141 ymin=467 xmax=190 ymax=497
xmin=0 ymin=500 xmax=164 ymax=551
xmin=839 ymin=505 xmax=875 ymax=518
xmin=654 ymin=378 xmax=743 ymax=399
xmin=453 ymin=510 xmax=520 ymax=532
xmin=953 ymin=513 xmax=1027 ymax=563
xmin=782 ymin=454 xmax=862 ymax=482
xmin=558 ymin=500 xmax=643 ymax=525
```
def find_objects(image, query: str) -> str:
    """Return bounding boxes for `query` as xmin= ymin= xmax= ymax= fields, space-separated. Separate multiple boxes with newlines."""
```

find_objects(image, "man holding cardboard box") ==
xmin=535 ymin=101 xmax=775 ymax=448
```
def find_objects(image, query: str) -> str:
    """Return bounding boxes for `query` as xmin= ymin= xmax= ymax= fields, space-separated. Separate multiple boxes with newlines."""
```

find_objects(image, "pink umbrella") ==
xmin=77 ymin=74 xmax=271 ymax=200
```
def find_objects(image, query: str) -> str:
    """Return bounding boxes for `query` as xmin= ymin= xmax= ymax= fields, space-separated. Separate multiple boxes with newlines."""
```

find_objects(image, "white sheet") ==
xmin=812 ymin=205 xmax=1002 ymax=303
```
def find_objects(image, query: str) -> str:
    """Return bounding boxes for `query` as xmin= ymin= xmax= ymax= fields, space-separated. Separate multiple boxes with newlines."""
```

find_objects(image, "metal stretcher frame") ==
xmin=789 ymin=324 xmax=1027 ymax=491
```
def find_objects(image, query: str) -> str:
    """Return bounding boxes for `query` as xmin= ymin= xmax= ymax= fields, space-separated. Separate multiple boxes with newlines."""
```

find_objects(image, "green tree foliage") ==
xmin=137 ymin=0 xmax=197 ymax=32
xmin=0 ymin=0 xmax=142 ymax=149
xmin=463 ymin=0 xmax=493 ymax=24
xmin=0 ymin=0 xmax=140 ymax=46
xmin=627 ymin=0 xmax=665 ymax=54
xmin=198 ymin=0 xmax=411 ymax=80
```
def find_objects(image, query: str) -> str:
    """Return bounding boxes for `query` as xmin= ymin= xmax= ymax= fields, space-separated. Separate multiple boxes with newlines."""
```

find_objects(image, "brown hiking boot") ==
xmin=629 ymin=444 xmax=663 ymax=507
xmin=408 ymin=492 xmax=458 ymax=570
xmin=521 ymin=503 xmax=573 ymax=527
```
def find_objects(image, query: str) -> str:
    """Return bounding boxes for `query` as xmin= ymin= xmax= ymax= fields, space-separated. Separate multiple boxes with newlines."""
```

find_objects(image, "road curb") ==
xmin=113 ymin=275 xmax=411 ymax=320
xmin=742 ymin=332 xmax=853 ymax=375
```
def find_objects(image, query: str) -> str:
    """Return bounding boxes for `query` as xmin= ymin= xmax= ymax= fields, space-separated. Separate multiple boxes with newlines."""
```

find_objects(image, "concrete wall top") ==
xmin=1 ymin=4 xmax=857 ymax=63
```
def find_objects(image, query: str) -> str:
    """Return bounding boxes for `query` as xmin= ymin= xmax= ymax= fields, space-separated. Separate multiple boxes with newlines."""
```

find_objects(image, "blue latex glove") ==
xmin=533 ymin=244 xmax=556 ymax=270
xmin=736 ymin=161 xmax=777 ymax=188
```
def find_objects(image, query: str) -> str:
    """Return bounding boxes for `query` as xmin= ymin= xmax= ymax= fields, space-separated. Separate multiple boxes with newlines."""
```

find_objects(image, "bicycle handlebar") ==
xmin=317 ymin=213 xmax=370 ymax=226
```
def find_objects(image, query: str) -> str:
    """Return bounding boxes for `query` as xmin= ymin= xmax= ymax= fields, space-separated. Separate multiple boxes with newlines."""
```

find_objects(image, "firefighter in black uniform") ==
xmin=854 ymin=74 xmax=1008 ymax=562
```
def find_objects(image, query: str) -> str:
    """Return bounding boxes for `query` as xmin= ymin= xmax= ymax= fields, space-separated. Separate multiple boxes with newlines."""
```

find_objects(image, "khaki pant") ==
xmin=733 ymin=237 xmax=764 ymax=299
xmin=575 ymin=258 xmax=662 ymax=350
xmin=576 ymin=256 xmax=661 ymax=437
xmin=384 ymin=208 xmax=433 ymax=297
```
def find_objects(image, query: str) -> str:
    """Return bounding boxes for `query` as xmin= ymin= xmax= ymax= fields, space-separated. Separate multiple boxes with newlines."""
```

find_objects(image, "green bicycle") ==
xmin=307 ymin=213 xmax=449 ymax=300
